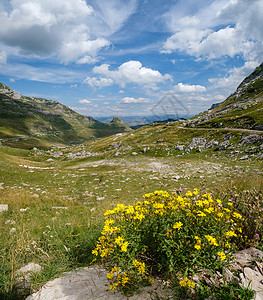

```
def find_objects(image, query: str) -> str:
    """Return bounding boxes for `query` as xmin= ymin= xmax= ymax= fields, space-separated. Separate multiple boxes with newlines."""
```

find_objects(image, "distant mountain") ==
xmin=97 ymin=114 xmax=191 ymax=127
xmin=0 ymin=83 xmax=131 ymax=149
xmin=187 ymin=62 xmax=263 ymax=130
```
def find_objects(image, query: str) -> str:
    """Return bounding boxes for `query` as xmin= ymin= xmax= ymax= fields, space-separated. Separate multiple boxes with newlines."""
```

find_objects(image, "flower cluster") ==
xmin=92 ymin=189 xmax=243 ymax=294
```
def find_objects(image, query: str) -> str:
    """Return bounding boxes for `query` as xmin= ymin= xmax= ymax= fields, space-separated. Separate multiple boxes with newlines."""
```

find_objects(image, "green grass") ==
xmin=0 ymin=125 xmax=262 ymax=299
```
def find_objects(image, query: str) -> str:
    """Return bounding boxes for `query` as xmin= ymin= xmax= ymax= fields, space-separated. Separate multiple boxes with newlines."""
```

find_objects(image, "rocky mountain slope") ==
xmin=186 ymin=62 xmax=263 ymax=130
xmin=0 ymin=83 xmax=131 ymax=149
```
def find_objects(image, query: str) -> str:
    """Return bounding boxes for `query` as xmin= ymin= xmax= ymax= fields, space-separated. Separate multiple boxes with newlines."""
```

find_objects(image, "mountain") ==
xmin=0 ymin=83 xmax=131 ymax=149
xmin=187 ymin=62 xmax=263 ymax=130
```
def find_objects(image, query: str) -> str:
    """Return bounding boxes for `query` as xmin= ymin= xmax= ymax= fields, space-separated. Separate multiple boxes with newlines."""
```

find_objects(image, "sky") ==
xmin=0 ymin=0 xmax=263 ymax=119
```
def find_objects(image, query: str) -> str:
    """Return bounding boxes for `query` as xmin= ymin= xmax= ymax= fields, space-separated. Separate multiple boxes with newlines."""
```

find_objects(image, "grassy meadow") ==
xmin=0 ymin=124 xmax=262 ymax=299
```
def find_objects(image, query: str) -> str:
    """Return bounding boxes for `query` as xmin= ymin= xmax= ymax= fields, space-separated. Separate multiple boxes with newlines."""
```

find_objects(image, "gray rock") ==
xmin=233 ymin=248 xmax=263 ymax=267
xmin=16 ymin=263 xmax=42 ymax=289
xmin=240 ymin=267 xmax=263 ymax=300
xmin=26 ymin=266 xmax=171 ymax=300
xmin=175 ymin=145 xmax=184 ymax=151
xmin=240 ymin=155 xmax=249 ymax=160
xmin=218 ymin=140 xmax=229 ymax=150
xmin=189 ymin=138 xmax=207 ymax=150
xmin=157 ymin=139 xmax=164 ymax=143
xmin=206 ymin=140 xmax=219 ymax=148
xmin=241 ymin=134 xmax=263 ymax=145
xmin=0 ymin=204 xmax=8 ymax=212
xmin=131 ymin=152 xmax=138 ymax=155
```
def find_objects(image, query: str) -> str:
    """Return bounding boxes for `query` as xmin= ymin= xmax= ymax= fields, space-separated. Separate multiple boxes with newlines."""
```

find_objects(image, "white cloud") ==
xmin=0 ymin=0 xmax=136 ymax=64
xmin=120 ymin=97 xmax=150 ymax=104
xmin=174 ymin=83 xmax=207 ymax=93
xmin=78 ymin=99 xmax=92 ymax=104
xmin=76 ymin=55 xmax=98 ymax=65
xmin=162 ymin=0 xmax=263 ymax=61
xmin=0 ymin=50 xmax=7 ymax=64
xmin=93 ymin=60 xmax=172 ymax=88
xmin=208 ymin=60 xmax=259 ymax=91
xmin=83 ymin=76 xmax=113 ymax=88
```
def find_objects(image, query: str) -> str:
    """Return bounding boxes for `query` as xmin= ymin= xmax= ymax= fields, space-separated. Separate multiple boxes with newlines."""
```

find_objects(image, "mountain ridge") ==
xmin=186 ymin=62 xmax=263 ymax=130
xmin=0 ymin=83 xmax=131 ymax=149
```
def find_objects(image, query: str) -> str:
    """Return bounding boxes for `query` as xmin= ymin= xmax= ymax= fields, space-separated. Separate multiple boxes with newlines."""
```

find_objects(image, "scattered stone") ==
xmin=240 ymin=155 xmax=249 ymax=160
xmin=10 ymin=228 xmax=16 ymax=234
xmin=46 ymin=158 xmax=54 ymax=162
xmin=175 ymin=145 xmax=184 ymax=151
xmin=20 ymin=207 xmax=30 ymax=212
xmin=241 ymin=134 xmax=263 ymax=145
xmin=5 ymin=219 xmax=16 ymax=225
xmin=131 ymin=152 xmax=138 ymax=155
xmin=189 ymin=138 xmax=207 ymax=150
xmin=51 ymin=207 xmax=69 ymax=210
xmin=0 ymin=204 xmax=8 ymax=212
xmin=218 ymin=140 xmax=229 ymax=150
xmin=157 ymin=139 xmax=164 ymax=143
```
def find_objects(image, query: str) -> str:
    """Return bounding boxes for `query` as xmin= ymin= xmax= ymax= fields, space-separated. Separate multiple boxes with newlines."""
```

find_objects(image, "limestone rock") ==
xmin=26 ymin=266 xmax=171 ymax=300
xmin=0 ymin=204 xmax=8 ymax=212
xmin=16 ymin=263 xmax=42 ymax=290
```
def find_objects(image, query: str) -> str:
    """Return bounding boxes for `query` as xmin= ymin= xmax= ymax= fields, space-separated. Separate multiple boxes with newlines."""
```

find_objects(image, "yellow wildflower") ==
xmin=233 ymin=212 xmax=242 ymax=219
xmin=226 ymin=231 xmax=237 ymax=237
xmin=120 ymin=241 xmax=129 ymax=252
xmin=205 ymin=235 xmax=219 ymax=246
xmin=197 ymin=211 xmax=206 ymax=217
xmin=179 ymin=277 xmax=195 ymax=288
xmin=132 ymin=260 xmax=146 ymax=274
xmin=185 ymin=191 xmax=193 ymax=197
xmin=173 ymin=221 xmax=183 ymax=230
xmin=217 ymin=251 xmax=226 ymax=260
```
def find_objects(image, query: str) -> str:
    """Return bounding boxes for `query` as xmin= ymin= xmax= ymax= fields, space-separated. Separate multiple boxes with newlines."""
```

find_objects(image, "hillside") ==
xmin=0 ymin=83 xmax=131 ymax=149
xmin=186 ymin=62 xmax=263 ymax=130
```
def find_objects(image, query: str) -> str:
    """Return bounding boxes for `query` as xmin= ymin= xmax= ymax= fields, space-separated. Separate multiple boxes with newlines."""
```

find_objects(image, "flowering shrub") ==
xmin=92 ymin=189 xmax=243 ymax=294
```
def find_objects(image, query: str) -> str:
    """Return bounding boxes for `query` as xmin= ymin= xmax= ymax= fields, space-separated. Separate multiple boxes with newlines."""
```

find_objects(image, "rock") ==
xmin=16 ymin=263 xmax=42 ymax=290
xmin=131 ymin=152 xmax=138 ymax=155
xmin=233 ymin=248 xmax=263 ymax=267
xmin=218 ymin=140 xmax=229 ymax=150
xmin=189 ymin=138 xmax=206 ymax=150
xmin=51 ymin=206 xmax=69 ymax=210
xmin=240 ymin=267 xmax=263 ymax=300
xmin=206 ymin=140 xmax=219 ymax=148
xmin=157 ymin=139 xmax=164 ymax=143
xmin=240 ymin=155 xmax=249 ymax=160
xmin=0 ymin=204 xmax=8 ymax=212
xmin=175 ymin=145 xmax=184 ymax=151
xmin=46 ymin=158 xmax=54 ymax=162
xmin=114 ymin=151 xmax=119 ymax=157
xmin=26 ymin=266 xmax=171 ymax=300
xmin=241 ymin=134 xmax=263 ymax=145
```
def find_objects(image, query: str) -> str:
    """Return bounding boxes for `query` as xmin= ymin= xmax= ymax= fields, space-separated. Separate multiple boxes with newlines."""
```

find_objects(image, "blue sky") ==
xmin=0 ymin=0 xmax=263 ymax=118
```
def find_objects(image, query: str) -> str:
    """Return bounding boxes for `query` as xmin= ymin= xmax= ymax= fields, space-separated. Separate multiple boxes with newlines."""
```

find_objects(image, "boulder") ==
xmin=26 ymin=266 xmax=171 ymax=300
xmin=0 ymin=204 xmax=8 ymax=212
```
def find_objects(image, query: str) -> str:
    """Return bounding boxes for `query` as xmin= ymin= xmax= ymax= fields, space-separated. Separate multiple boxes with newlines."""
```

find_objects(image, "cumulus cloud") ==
xmin=83 ymin=76 xmax=113 ymax=88
xmin=78 ymin=99 xmax=92 ymax=104
xmin=0 ymin=50 xmax=7 ymax=64
xmin=0 ymin=0 xmax=135 ymax=63
xmin=120 ymin=97 xmax=150 ymax=103
xmin=93 ymin=60 xmax=172 ymax=88
xmin=162 ymin=0 xmax=263 ymax=61
xmin=76 ymin=55 xmax=98 ymax=65
xmin=208 ymin=60 xmax=259 ymax=91
xmin=174 ymin=83 xmax=207 ymax=93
